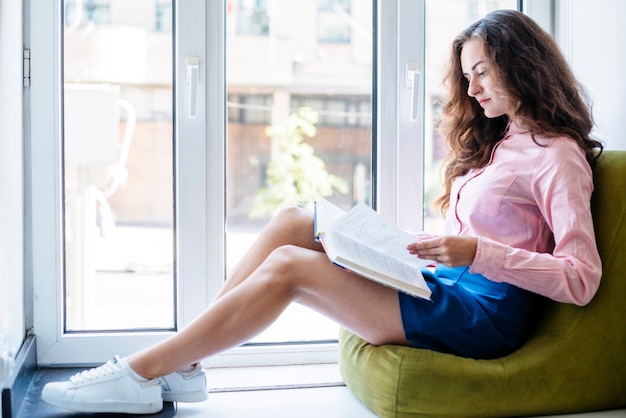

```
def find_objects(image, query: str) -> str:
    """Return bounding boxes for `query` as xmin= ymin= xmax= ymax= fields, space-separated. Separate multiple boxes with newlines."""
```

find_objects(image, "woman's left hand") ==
xmin=407 ymin=235 xmax=478 ymax=267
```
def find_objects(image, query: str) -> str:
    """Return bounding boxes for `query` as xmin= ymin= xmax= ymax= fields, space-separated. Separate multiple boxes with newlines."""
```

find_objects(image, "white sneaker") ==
xmin=41 ymin=356 xmax=163 ymax=414
xmin=160 ymin=362 xmax=208 ymax=402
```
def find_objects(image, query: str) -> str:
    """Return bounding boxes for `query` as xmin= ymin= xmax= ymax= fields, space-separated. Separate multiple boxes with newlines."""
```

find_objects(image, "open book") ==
xmin=314 ymin=198 xmax=432 ymax=300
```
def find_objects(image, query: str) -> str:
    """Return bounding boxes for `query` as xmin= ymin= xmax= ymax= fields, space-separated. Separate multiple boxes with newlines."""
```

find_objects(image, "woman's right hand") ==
xmin=407 ymin=235 xmax=478 ymax=267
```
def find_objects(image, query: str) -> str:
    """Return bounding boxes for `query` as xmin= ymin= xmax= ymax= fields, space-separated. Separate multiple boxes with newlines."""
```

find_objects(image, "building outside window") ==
xmin=318 ymin=0 xmax=352 ymax=43
xmin=235 ymin=0 xmax=269 ymax=36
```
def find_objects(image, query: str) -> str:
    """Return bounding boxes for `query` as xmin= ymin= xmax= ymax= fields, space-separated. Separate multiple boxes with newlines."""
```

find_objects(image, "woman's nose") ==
xmin=467 ymin=78 xmax=480 ymax=97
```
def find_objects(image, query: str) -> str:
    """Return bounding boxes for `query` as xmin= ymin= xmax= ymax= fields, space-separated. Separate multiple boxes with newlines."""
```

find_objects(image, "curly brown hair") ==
xmin=435 ymin=9 xmax=603 ymax=215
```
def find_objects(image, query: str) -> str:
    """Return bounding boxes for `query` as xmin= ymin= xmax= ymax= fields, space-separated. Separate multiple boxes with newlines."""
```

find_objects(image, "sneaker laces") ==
xmin=69 ymin=355 xmax=125 ymax=384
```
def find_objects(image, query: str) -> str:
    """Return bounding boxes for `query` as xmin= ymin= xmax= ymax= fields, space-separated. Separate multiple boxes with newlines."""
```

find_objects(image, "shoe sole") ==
xmin=162 ymin=389 xmax=209 ymax=403
xmin=43 ymin=396 xmax=163 ymax=414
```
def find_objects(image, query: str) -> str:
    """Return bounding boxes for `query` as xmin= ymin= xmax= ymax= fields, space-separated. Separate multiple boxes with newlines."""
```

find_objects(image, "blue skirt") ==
xmin=398 ymin=264 xmax=539 ymax=359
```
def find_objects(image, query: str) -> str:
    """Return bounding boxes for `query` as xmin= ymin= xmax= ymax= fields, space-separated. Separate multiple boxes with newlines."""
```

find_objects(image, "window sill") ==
xmin=205 ymin=363 xmax=344 ymax=392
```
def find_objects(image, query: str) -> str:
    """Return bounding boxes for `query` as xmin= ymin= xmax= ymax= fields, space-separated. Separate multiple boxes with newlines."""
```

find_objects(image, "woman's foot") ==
xmin=41 ymin=355 xmax=163 ymax=414
xmin=160 ymin=362 xmax=209 ymax=402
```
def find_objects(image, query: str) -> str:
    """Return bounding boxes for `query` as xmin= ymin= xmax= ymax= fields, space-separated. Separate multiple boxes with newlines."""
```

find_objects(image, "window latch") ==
xmin=186 ymin=56 xmax=199 ymax=119
xmin=406 ymin=62 xmax=421 ymax=121
xmin=23 ymin=49 xmax=31 ymax=87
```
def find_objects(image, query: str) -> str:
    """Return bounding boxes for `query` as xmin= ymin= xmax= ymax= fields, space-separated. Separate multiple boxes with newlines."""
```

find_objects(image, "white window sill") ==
xmin=205 ymin=363 xmax=344 ymax=392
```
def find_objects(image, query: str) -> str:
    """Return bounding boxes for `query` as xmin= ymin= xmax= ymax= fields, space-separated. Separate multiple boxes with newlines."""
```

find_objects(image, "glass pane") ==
xmin=226 ymin=0 xmax=373 ymax=343
xmin=423 ymin=0 xmax=518 ymax=233
xmin=63 ymin=0 xmax=175 ymax=331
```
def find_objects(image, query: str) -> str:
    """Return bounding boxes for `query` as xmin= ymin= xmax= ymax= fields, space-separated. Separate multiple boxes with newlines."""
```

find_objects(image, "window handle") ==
xmin=406 ymin=62 xmax=421 ymax=121
xmin=186 ymin=57 xmax=199 ymax=119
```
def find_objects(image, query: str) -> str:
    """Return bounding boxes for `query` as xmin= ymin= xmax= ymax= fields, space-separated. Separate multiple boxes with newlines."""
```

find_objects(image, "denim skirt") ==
xmin=398 ymin=264 xmax=539 ymax=359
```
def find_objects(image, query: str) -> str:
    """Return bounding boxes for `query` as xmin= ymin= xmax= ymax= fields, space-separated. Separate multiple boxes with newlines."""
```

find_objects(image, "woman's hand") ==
xmin=407 ymin=235 xmax=478 ymax=267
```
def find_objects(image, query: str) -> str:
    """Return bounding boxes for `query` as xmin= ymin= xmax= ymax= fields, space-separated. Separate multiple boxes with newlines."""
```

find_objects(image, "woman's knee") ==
xmin=267 ymin=207 xmax=315 ymax=245
xmin=258 ymin=245 xmax=317 ymax=292
xmin=270 ymin=206 xmax=312 ymax=229
xmin=264 ymin=244 xmax=306 ymax=275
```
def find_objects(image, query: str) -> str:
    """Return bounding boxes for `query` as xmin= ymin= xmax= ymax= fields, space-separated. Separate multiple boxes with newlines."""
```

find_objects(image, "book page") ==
xmin=328 ymin=203 xmax=431 ymax=270
xmin=325 ymin=229 xmax=426 ymax=288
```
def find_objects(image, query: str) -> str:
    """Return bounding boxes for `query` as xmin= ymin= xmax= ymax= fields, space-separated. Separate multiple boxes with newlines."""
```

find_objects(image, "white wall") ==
xmin=0 ymin=0 xmax=25 ymax=367
xmin=559 ymin=0 xmax=626 ymax=150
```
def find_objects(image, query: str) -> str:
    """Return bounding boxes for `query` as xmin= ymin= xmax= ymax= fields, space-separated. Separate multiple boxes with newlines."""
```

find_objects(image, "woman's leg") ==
xmin=213 ymin=206 xmax=324 ymax=301
xmin=128 ymin=243 xmax=410 ymax=379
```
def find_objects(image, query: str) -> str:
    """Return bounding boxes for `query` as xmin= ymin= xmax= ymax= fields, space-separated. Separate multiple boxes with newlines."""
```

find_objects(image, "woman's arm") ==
xmin=470 ymin=139 xmax=602 ymax=305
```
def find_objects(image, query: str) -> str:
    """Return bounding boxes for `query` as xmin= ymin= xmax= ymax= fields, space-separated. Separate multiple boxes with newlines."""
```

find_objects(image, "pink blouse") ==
xmin=446 ymin=123 xmax=602 ymax=306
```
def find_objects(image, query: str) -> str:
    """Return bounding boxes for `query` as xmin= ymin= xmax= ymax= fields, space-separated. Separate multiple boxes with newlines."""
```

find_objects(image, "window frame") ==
xmin=28 ymin=0 xmax=547 ymax=367
xmin=376 ymin=0 xmax=425 ymax=231
xmin=28 ymin=0 xmax=214 ymax=366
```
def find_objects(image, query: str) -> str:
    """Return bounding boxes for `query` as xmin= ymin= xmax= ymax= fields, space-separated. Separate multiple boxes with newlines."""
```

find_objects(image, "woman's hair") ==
xmin=435 ymin=9 xmax=603 ymax=214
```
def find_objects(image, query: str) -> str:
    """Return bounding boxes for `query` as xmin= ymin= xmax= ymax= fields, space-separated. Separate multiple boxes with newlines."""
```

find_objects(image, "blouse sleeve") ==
xmin=470 ymin=139 xmax=602 ymax=306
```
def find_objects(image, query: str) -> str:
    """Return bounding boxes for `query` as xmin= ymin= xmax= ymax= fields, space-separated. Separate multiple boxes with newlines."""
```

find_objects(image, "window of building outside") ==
xmin=235 ymin=0 xmax=269 ymax=36
xmin=156 ymin=2 xmax=173 ymax=33
xmin=291 ymin=95 xmax=371 ymax=127
xmin=64 ymin=0 xmax=110 ymax=26
xmin=318 ymin=0 xmax=351 ymax=43
xmin=228 ymin=94 xmax=273 ymax=125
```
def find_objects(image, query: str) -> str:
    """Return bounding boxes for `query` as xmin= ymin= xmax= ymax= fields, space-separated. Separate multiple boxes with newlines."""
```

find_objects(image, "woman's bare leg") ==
xmin=213 ymin=207 xmax=323 ymax=301
xmin=128 ymin=243 xmax=410 ymax=379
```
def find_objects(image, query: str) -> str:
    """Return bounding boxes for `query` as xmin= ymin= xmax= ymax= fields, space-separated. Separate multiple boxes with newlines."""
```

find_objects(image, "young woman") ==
xmin=43 ymin=9 xmax=603 ymax=414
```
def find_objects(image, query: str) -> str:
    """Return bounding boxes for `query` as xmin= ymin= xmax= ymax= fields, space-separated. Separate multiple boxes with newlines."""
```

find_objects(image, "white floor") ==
xmin=175 ymin=386 xmax=376 ymax=418
xmin=176 ymin=363 xmax=377 ymax=417
xmin=171 ymin=364 xmax=626 ymax=418
xmin=175 ymin=387 xmax=626 ymax=418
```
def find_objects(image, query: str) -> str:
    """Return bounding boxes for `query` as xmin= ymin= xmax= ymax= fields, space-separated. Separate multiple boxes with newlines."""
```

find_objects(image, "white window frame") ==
xmin=29 ymin=0 xmax=546 ymax=367
xmin=206 ymin=0 xmax=427 ymax=367
xmin=29 ymin=0 xmax=213 ymax=366
xmin=376 ymin=0 xmax=425 ymax=231
xmin=28 ymin=0 xmax=346 ymax=367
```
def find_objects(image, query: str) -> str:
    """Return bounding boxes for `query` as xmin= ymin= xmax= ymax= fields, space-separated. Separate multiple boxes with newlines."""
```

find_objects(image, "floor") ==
xmin=17 ymin=367 xmax=176 ymax=418
xmin=17 ymin=365 xmax=374 ymax=418
xmin=175 ymin=387 xmax=376 ymax=418
xmin=16 ymin=364 xmax=626 ymax=418
xmin=177 ymin=365 xmax=376 ymax=417
xmin=177 ymin=390 xmax=626 ymax=418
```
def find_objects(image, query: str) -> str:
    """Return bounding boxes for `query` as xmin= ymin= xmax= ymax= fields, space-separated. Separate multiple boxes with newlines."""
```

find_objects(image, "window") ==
xmin=318 ymin=0 xmax=351 ymax=43
xmin=291 ymin=95 xmax=371 ymax=127
xmin=422 ymin=0 xmax=517 ymax=233
xmin=64 ymin=0 xmax=110 ymax=27
xmin=30 ymin=0 xmax=532 ymax=366
xmin=63 ymin=0 xmax=175 ymax=332
xmin=224 ymin=0 xmax=373 ymax=347
xmin=30 ymin=0 xmax=198 ymax=365
xmin=227 ymin=94 xmax=273 ymax=125
xmin=156 ymin=2 xmax=173 ymax=32
xmin=234 ymin=0 xmax=269 ymax=36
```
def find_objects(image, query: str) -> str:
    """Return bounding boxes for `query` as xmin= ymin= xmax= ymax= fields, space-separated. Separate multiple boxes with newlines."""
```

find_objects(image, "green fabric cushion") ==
xmin=339 ymin=150 xmax=626 ymax=417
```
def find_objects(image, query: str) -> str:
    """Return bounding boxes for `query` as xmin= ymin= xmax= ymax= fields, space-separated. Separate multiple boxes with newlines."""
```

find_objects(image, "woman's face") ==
xmin=460 ymin=38 xmax=516 ymax=119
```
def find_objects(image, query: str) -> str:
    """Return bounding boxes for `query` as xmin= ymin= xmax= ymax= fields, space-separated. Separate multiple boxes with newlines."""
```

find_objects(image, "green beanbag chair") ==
xmin=339 ymin=150 xmax=626 ymax=417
